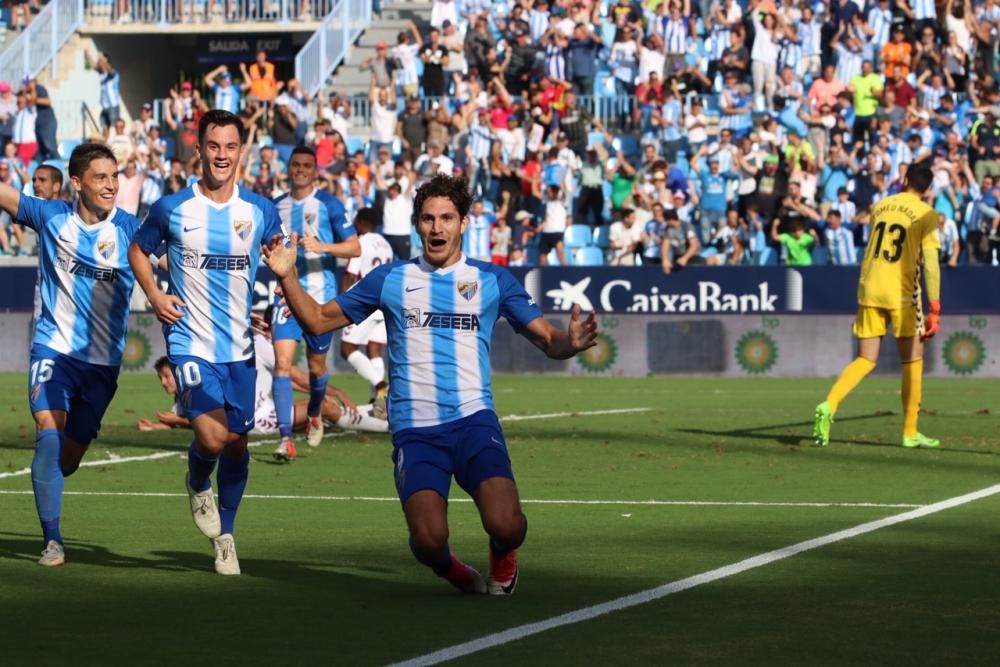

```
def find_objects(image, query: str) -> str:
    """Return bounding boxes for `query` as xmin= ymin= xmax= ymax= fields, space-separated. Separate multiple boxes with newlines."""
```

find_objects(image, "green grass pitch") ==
xmin=1 ymin=373 xmax=998 ymax=665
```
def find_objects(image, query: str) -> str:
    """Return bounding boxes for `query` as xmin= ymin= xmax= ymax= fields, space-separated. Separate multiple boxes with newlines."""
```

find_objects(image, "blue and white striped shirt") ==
xmin=16 ymin=197 xmax=140 ymax=366
xmin=920 ymin=85 xmax=946 ymax=112
xmin=867 ymin=6 xmax=892 ymax=47
xmin=912 ymin=0 xmax=936 ymax=21
xmin=936 ymin=218 xmax=959 ymax=260
xmin=464 ymin=213 xmax=494 ymax=260
xmin=134 ymin=184 xmax=284 ymax=363
xmin=213 ymin=84 xmax=241 ymax=114
xmin=834 ymin=44 xmax=863 ymax=84
xmin=13 ymin=106 xmax=36 ymax=144
xmin=661 ymin=98 xmax=682 ymax=141
xmin=529 ymin=9 xmax=549 ymax=43
xmin=545 ymin=43 xmax=567 ymax=80
xmin=335 ymin=255 xmax=543 ymax=430
xmin=824 ymin=226 xmax=856 ymax=264
xmin=661 ymin=17 xmax=687 ymax=55
xmin=100 ymin=70 xmax=121 ymax=110
xmin=274 ymin=187 xmax=357 ymax=303
xmin=832 ymin=199 xmax=857 ymax=227
xmin=779 ymin=37 xmax=803 ymax=76
xmin=468 ymin=122 xmax=494 ymax=161
xmin=800 ymin=17 xmax=822 ymax=56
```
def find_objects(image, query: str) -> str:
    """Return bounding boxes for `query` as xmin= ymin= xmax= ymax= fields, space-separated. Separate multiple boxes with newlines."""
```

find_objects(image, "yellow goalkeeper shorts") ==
xmin=853 ymin=305 xmax=921 ymax=339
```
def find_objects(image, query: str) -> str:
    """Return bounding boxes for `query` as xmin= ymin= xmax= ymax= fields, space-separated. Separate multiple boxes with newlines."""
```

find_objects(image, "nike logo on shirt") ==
xmin=405 ymin=286 xmax=425 ymax=293
xmin=184 ymin=225 xmax=203 ymax=232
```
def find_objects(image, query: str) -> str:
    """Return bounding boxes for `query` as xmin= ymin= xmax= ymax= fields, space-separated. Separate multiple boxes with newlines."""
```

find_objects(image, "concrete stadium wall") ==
xmin=0 ymin=314 xmax=996 ymax=379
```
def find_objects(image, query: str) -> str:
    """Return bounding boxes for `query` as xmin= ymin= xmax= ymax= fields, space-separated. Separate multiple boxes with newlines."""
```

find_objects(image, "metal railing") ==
xmin=295 ymin=0 xmax=371 ymax=97
xmin=0 ymin=0 xmax=85 ymax=85
xmin=81 ymin=0 xmax=333 ymax=25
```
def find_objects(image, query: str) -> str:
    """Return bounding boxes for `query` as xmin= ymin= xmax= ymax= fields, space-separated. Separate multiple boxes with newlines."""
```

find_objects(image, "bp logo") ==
xmin=122 ymin=330 xmax=152 ymax=371
xmin=735 ymin=330 xmax=778 ymax=374
xmin=577 ymin=332 xmax=618 ymax=373
xmin=942 ymin=331 xmax=986 ymax=375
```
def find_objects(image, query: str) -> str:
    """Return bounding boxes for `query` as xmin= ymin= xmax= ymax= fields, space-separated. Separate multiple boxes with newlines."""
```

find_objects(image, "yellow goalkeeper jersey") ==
xmin=857 ymin=192 xmax=940 ymax=310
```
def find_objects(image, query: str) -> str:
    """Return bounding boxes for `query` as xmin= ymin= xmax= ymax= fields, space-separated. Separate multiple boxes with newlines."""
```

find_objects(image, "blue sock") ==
xmin=31 ymin=429 xmax=64 ymax=545
xmin=307 ymin=372 xmax=329 ymax=418
xmin=273 ymin=375 xmax=294 ymax=438
xmin=217 ymin=449 xmax=250 ymax=536
xmin=187 ymin=441 xmax=218 ymax=493
xmin=409 ymin=536 xmax=453 ymax=575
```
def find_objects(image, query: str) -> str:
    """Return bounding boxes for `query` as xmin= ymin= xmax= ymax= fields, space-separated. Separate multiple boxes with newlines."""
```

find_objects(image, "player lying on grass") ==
xmin=263 ymin=174 xmax=598 ymax=595
xmin=0 ymin=143 xmax=142 ymax=567
xmin=815 ymin=161 xmax=942 ymax=448
xmin=137 ymin=339 xmax=388 ymax=443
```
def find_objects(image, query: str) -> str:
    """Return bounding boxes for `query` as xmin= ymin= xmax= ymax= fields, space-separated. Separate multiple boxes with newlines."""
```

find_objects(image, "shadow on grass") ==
xmin=674 ymin=412 xmax=1000 ymax=456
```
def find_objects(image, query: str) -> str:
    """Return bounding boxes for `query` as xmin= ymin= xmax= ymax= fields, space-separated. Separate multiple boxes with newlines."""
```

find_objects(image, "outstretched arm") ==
xmin=262 ymin=233 xmax=352 ymax=335
xmin=520 ymin=305 xmax=598 ymax=360
xmin=921 ymin=231 xmax=942 ymax=340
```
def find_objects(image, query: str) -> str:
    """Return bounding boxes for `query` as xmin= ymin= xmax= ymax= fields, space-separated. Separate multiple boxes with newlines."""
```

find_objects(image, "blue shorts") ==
xmin=391 ymin=410 xmax=515 ymax=505
xmin=28 ymin=344 xmax=119 ymax=444
xmin=271 ymin=305 xmax=333 ymax=353
xmin=170 ymin=356 xmax=256 ymax=433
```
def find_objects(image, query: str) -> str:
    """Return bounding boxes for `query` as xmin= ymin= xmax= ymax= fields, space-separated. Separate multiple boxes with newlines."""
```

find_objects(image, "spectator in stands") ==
xmin=420 ymin=28 xmax=450 ymax=97
xmin=203 ymin=65 xmax=244 ymax=114
xmin=705 ymin=208 xmax=748 ymax=266
xmin=640 ymin=205 xmax=665 ymax=266
xmin=823 ymin=210 xmax=856 ymax=265
xmin=0 ymin=158 xmax=28 ymax=255
xmin=381 ymin=175 xmax=415 ymax=259
xmin=26 ymin=79 xmax=58 ymax=162
xmin=12 ymin=85 xmax=37 ymax=166
xmin=690 ymin=147 xmax=737 ymax=243
xmin=566 ymin=14 xmax=603 ymax=95
xmin=937 ymin=212 xmax=961 ymax=268
xmin=116 ymin=158 xmax=143 ymax=216
xmin=361 ymin=41 xmax=394 ymax=89
xmin=269 ymin=98 xmax=299 ymax=165
xmin=771 ymin=217 xmax=817 ymax=265
xmin=660 ymin=209 xmax=701 ymax=273
xmin=0 ymin=82 xmax=15 ymax=152
xmin=241 ymin=49 xmax=280 ymax=105
xmin=107 ymin=117 xmax=135 ymax=166
xmin=539 ymin=184 xmax=568 ymax=266
xmin=85 ymin=51 xmax=121 ymax=137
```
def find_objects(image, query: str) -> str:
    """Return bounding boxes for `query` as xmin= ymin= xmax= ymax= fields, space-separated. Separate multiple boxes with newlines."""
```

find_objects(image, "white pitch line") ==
xmin=502 ymin=408 xmax=651 ymax=422
xmin=388 ymin=482 xmax=1000 ymax=667
xmin=0 ymin=408 xmax=651 ymax=481
xmin=0 ymin=489 xmax=922 ymax=509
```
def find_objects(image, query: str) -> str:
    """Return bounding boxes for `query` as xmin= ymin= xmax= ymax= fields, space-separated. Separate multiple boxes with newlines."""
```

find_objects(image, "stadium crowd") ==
xmin=2 ymin=0 xmax=1000 ymax=269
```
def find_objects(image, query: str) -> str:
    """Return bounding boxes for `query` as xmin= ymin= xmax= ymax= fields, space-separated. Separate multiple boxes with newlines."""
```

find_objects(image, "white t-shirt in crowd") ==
xmin=382 ymin=192 xmax=413 ymax=235
xmin=370 ymin=101 xmax=397 ymax=143
xmin=542 ymin=200 xmax=569 ymax=234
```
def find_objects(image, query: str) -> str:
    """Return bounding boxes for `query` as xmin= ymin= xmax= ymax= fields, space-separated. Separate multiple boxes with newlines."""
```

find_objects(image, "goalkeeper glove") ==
xmin=922 ymin=300 xmax=941 ymax=340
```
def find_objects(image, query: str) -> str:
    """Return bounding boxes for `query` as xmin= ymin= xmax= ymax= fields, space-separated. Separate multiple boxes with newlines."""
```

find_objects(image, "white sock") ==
xmin=371 ymin=356 xmax=385 ymax=384
xmin=336 ymin=412 xmax=389 ymax=433
xmin=347 ymin=350 xmax=382 ymax=386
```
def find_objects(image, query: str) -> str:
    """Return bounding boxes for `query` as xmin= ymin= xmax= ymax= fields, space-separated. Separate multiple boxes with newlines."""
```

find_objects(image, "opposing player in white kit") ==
xmin=339 ymin=207 xmax=394 ymax=414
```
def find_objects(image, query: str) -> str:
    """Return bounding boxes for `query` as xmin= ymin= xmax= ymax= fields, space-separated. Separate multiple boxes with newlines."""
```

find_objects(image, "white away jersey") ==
xmin=134 ymin=183 xmax=283 ymax=363
xmin=17 ymin=197 xmax=140 ymax=366
xmin=335 ymin=255 xmax=543 ymax=430
xmin=273 ymin=188 xmax=356 ymax=301
xmin=346 ymin=231 xmax=394 ymax=280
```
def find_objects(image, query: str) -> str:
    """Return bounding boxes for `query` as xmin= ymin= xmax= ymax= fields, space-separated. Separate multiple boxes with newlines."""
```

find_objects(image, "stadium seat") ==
xmin=58 ymin=139 xmax=82 ymax=159
xmin=525 ymin=244 xmax=540 ymax=265
xmin=757 ymin=247 xmax=776 ymax=265
xmin=546 ymin=249 xmax=561 ymax=266
xmin=593 ymin=225 xmax=611 ymax=249
xmin=812 ymin=246 xmax=830 ymax=265
xmin=346 ymin=138 xmax=366 ymax=156
xmin=563 ymin=224 xmax=593 ymax=249
xmin=700 ymin=247 xmax=719 ymax=259
xmin=615 ymin=135 xmax=640 ymax=161
xmin=575 ymin=246 xmax=605 ymax=266
xmin=587 ymin=130 xmax=607 ymax=149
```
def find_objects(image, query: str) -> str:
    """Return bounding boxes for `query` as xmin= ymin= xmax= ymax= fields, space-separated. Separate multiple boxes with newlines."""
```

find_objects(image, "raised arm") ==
xmin=262 ymin=234 xmax=352 ymax=335
xmin=0 ymin=179 xmax=22 ymax=217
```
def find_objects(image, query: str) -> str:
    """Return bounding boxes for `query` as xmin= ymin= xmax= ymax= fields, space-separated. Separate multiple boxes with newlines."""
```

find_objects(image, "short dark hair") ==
xmin=198 ymin=109 xmax=247 ymax=145
xmin=664 ymin=209 xmax=679 ymax=221
xmin=905 ymin=161 xmax=934 ymax=194
xmin=354 ymin=207 xmax=378 ymax=230
xmin=35 ymin=164 xmax=63 ymax=186
xmin=68 ymin=143 xmax=117 ymax=179
xmin=290 ymin=145 xmax=318 ymax=162
xmin=411 ymin=174 xmax=472 ymax=228
xmin=828 ymin=210 xmax=842 ymax=220
xmin=154 ymin=356 xmax=170 ymax=372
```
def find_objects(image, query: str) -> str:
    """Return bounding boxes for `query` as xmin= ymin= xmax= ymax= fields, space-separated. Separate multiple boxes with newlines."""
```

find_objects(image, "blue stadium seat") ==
xmin=58 ymin=139 xmax=82 ymax=159
xmin=757 ymin=247 xmax=776 ymax=265
xmin=346 ymin=138 xmax=366 ymax=156
xmin=812 ymin=246 xmax=830 ymax=265
xmin=615 ymin=135 xmax=640 ymax=160
xmin=525 ymin=244 xmax=540 ymax=266
xmin=700 ymin=247 xmax=719 ymax=259
xmin=575 ymin=246 xmax=605 ymax=266
xmin=587 ymin=130 xmax=607 ymax=148
xmin=546 ymin=249 xmax=561 ymax=266
xmin=563 ymin=224 xmax=592 ymax=249
xmin=593 ymin=224 xmax=611 ymax=249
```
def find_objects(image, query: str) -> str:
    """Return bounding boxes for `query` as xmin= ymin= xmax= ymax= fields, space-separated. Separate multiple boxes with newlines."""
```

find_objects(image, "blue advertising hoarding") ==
xmin=0 ymin=265 xmax=996 ymax=314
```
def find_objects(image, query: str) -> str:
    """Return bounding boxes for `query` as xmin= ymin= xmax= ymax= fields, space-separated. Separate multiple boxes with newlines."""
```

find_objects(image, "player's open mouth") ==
xmin=428 ymin=238 xmax=447 ymax=249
